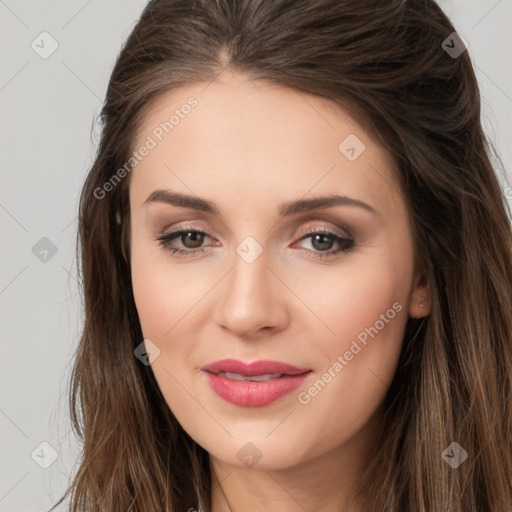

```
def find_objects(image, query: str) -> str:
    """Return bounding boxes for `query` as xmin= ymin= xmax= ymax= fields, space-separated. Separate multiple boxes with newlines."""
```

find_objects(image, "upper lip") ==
xmin=201 ymin=358 xmax=311 ymax=377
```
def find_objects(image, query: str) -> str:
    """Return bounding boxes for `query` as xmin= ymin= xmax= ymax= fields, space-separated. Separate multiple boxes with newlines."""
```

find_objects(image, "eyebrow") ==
xmin=144 ymin=190 xmax=378 ymax=217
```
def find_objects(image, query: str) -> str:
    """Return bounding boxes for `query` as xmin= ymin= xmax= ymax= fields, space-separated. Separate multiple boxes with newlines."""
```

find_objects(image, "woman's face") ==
xmin=129 ymin=72 xmax=429 ymax=471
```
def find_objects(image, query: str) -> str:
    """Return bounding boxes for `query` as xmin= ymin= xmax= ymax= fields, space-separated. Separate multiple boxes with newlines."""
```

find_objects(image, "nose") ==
xmin=214 ymin=252 xmax=289 ymax=340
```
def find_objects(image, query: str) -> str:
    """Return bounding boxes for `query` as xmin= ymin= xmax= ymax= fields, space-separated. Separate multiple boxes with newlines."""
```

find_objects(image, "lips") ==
xmin=200 ymin=359 xmax=313 ymax=407
xmin=201 ymin=358 xmax=311 ymax=377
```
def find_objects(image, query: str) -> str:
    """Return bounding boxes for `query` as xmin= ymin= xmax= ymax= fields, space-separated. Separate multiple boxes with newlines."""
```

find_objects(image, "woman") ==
xmin=53 ymin=0 xmax=512 ymax=510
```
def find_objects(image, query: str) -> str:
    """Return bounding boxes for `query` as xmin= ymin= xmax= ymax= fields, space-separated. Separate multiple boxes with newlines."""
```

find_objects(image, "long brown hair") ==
xmin=52 ymin=0 xmax=512 ymax=510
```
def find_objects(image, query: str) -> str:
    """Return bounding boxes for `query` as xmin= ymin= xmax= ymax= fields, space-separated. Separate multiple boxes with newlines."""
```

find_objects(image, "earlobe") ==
xmin=410 ymin=299 xmax=430 ymax=318
xmin=409 ymin=274 xmax=431 ymax=318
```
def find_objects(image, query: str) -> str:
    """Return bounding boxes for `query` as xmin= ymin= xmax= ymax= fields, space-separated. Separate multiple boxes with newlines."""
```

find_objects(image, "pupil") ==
xmin=183 ymin=231 xmax=204 ymax=248
xmin=312 ymin=234 xmax=333 ymax=251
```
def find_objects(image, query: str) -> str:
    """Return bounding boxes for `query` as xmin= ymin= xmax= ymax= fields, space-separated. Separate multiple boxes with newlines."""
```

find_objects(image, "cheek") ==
xmin=289 ymin=240 xmax=413 ymax=351
xmin=130 ymin=244 xmax=203 ymax=411
xmin=325 ymin=246 xmax=412 ymax=379
xmin=130 ymin=229 xmax=207 ymax=341
xmin=291 ymin=249 xmax=413 ymax=450
xmin=131 ymin=261 xmax=174 ymax=341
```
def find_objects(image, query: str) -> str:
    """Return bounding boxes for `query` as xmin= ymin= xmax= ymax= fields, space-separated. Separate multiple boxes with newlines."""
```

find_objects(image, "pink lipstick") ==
xmin=201 ymin=359 xmax=312 ymax=407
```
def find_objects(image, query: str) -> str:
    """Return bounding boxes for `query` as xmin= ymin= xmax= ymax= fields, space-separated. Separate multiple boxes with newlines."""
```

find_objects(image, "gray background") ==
xmin=0 ymin=1 xmax=511 ymax=510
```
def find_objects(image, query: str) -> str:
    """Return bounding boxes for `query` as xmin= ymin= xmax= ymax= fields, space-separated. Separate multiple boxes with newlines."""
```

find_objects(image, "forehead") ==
xmin=129 ymin=73 xmax=402 ymax=217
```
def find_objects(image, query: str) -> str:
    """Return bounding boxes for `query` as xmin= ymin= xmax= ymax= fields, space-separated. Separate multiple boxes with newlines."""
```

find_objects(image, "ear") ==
xmin=409 ymin=271 xmax=431 ymax=318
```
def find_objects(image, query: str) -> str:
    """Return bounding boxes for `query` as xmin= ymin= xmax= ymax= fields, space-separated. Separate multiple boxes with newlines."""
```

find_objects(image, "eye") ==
xmin=155 ymin=225 xmax=355 ymax=259
xmin=293 ymin=227 xmax=355 ymax=259
xmin=155 ymin=226 xmax=211 ymax=258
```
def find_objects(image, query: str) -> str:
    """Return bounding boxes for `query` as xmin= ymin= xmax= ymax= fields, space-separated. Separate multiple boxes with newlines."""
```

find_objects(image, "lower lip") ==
xmin=203 ymin=371 xmax=312 ymax=407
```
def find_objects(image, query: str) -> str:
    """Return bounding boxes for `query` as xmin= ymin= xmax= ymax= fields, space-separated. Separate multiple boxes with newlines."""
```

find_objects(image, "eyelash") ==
xmin=155 ymin=225 xmax=355 ymax=260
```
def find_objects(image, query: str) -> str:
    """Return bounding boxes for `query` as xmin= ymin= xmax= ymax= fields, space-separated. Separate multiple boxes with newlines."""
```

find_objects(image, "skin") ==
xmin=128 ymin=71 xmax=431 ymax=512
